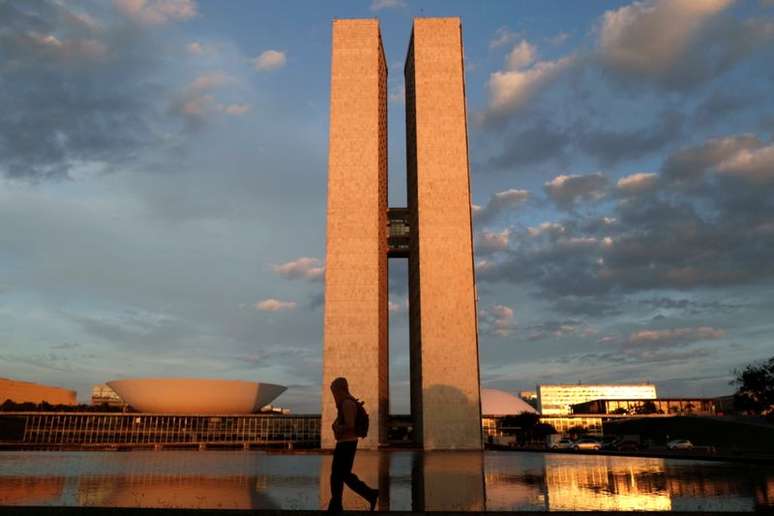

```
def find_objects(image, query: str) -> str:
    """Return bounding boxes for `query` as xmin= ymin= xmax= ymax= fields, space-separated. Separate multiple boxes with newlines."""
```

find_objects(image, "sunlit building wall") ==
xmin=537 ymin=384 xmax=656 ymax=415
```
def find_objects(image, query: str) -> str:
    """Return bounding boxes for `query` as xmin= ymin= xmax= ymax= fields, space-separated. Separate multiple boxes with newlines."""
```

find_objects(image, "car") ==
xmin=667 ymin=439 xmax=694 ymax=450
xmin=572 ymin=438 xmax=602 ymax=450
xmin=550 ymin=438 xmax=575 ymax=449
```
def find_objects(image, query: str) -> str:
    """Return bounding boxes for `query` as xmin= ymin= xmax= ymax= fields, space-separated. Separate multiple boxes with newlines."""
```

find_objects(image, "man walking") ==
xmin=327 ymin=377 xmax=379 ymax=512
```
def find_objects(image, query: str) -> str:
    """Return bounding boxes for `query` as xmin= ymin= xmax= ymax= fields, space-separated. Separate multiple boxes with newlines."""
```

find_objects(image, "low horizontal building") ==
xmin=0 ymin=412 xmax=320 ymax=449
xmin=571 ymin=398 xmax=718 ymax=416
xmin=0 ymin=378 xmax=76 ymax=406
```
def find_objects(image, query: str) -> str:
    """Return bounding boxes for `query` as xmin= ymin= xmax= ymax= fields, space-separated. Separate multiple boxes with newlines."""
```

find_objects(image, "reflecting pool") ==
xmin=1 ymin=451 xmax=772 ymax=511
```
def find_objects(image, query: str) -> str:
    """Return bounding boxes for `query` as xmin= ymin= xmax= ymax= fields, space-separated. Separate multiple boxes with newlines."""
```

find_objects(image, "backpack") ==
xmin=351 ymin=397 xmax=369 ymax=438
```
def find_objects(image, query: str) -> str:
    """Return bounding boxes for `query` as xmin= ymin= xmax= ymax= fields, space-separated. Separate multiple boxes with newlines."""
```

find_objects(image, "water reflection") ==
xmin=77 ymin=475 xmax=278 ymax=509
xmin=0 ymin=477 xmax=64 ymax=505
xmin=0 ymin=450 xmax=772 ymax=511
xmin=544 ymin=455 xmax=671 ymax=511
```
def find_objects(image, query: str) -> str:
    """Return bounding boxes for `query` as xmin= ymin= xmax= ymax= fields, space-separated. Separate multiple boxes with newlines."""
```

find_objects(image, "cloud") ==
xmin=544 ymin=172 xmax=609 ymax=208
xmin=525 ymin=320 xmax=595 ymax=341
xmin=598 ymin=0 xmax=732 ymax=77
xmin=113 ymin=0 xmax=197 ymax=25
xmin=187 ymin=41 xmax=217 ymax=57
xmin=478 ymin=132 xmax=774 ymax=305
xmin=716 ymin=144 xmax=774 ymax=183
xmin=627 ymin=326 xmax=726 ymax=347
xmin=476 ymin=229 xmax=510 ymax=254
xmin=272 ymin=257 xmax=324 ymax=281
xmin=505 ymin=40 xmax=536 ymax=70
xmin=474 ymin=189 xmax=529 ymax=224
xmin=254 ymin=50 xmax=286 ymax=72
xmin=0 ymin=0 xmax=236 ymax=180
xmin=486 ymin=121 xmax=570 ymax=169
xmin=189 ymin=72 xmax=233 ymax=91
xmin=223 ymin=103 xmax=251 ymax=116
xmin=662 ymin=134 xmax=766 ymax=185
xmin=577 ymin=111 xmax=684 ymax=166
xmin=255 ymin=299 xmax=297 ymax=312
xmin=370 ymin=0 xmax=406 ymax=11
xmin=479 ymin=305 xmax=516 ymax=337
xmin=597 ymin=0 xmax=774 ymax=90
xmin=617 ymin=172 xmax=658 ymax=194
xmin=490 ymin=27 xmax=520 ymax=49
xmin=172 ymin=72 xmax=247 ymax=122
xmin=485 ymin=56 xmax=574 ymax=119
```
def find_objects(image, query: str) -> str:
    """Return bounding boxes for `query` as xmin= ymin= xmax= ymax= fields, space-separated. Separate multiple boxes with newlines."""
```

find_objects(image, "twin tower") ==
xmin=322 ymin=18 xmax=481 ymax=450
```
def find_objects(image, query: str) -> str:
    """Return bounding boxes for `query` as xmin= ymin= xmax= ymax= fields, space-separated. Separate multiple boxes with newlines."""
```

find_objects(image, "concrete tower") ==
xmin=322 ymin=19 xmax=389 ymax=450
xmin=322 ymin=17 xmax=481 ymax=450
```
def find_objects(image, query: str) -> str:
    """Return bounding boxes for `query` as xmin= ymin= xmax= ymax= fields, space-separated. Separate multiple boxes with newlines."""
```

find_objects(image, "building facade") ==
xmin=322 ymin=18 xmax=481 ymax=450
xmin=571 ymin=398 xmax=718 ymax=416
xmin=537 ymin=384 xmax=657 ymax=416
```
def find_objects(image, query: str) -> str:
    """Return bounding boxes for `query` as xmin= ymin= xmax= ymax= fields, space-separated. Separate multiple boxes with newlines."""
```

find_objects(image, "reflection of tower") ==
xmin=412 ymin=451 xmax=486 ymax=511
xmin=322 ymin=17 xmax=481 ymax=451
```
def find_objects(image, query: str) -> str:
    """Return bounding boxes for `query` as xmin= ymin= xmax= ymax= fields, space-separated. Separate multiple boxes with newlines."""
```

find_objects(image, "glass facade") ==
xmin=571 ymin=398 xmax=718 ymax=416
xmin=538 ymin=384 xmax=657 ymax=415
xmin=1 ymin=413 xmax=320 ymax=448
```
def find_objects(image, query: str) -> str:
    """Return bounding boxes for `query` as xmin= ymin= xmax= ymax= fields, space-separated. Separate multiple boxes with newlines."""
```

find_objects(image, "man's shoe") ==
xmin=368 ymin=489 xmax=379 ymax=511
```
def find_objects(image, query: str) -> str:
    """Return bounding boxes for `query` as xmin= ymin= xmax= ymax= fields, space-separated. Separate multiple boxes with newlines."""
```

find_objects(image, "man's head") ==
xmin=330 ymin=377 xmax=349 ymax=397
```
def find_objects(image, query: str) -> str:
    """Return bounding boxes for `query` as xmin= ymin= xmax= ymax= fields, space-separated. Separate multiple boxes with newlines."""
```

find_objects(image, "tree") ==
xmin=732 ymin=356 xmax=774 ymax=416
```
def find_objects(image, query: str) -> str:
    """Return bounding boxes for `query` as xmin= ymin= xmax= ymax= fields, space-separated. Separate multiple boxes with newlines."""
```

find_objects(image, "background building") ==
xmin=90 ymin=384 xmax=126 ymax=409
xmin=0 ymin=377 xmax=76 ymax=406
xmin=537 ymin=384 xmax=657 ymax=416
xmin=519 ymin=391 xmax=538 ymax=410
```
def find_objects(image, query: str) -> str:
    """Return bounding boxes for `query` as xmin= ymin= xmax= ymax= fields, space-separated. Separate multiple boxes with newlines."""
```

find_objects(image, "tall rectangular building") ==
xmin=405 ymin=18 xmax=482 ymax=449
xmin=321 ymin=19 xmax=388 ymax=450
xmin=322 ymin=17 xmax=481 ymax=450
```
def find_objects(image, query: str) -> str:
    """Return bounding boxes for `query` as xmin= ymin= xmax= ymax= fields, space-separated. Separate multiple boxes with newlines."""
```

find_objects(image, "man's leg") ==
xmin=327 ymin=442 xmax=348 ymax=511
xmin=341 ymin=441 xmax=378 ymax=507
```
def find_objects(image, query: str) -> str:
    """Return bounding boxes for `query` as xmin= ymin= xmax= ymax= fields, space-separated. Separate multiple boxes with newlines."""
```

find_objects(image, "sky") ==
xmin=1 ymin=0 xmax=773 ymax=413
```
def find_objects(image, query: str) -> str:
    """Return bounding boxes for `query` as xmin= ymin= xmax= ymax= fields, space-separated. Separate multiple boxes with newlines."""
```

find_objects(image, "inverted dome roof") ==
xmin=107 ymin=378 xmax=286 ymax=414
xmin=481 ymin=388 xmax=538 ymax=416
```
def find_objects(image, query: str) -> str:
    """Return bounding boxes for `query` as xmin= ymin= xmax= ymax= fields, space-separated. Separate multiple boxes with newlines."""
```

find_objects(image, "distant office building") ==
xmin=0 ymin=377 xmax=76 ymax=406
xmin=537 ymin=384 xmax=657 ymax=415
xmin=571 ymin=398 xmax=718 ymax=416
xmin=90 ymin=384 xmax=124 ymax=407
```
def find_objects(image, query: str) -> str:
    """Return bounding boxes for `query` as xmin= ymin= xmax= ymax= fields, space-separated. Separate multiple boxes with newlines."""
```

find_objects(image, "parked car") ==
xmin=572 ymin=438 xmax=602 ymax=450
xmin=667 ymin=439 xmax=694 ymax=450
xmin=550 ymin=438 xmax=574 ymax=449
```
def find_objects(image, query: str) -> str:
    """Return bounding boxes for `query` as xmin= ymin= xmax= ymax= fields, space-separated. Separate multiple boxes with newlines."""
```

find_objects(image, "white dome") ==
xmin=107 ymin=378 xmax=286 ymax=414
xmin=481 ymin=388 xmax=538 ymax=416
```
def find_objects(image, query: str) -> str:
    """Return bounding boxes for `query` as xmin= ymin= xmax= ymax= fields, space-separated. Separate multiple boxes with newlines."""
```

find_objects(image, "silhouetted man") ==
xmin=327 ymin=377 xmax=379 ymax=512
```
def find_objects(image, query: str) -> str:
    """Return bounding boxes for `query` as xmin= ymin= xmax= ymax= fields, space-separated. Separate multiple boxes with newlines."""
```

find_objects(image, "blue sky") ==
xmin=1 ymin=0 xmax=773 ymax=413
